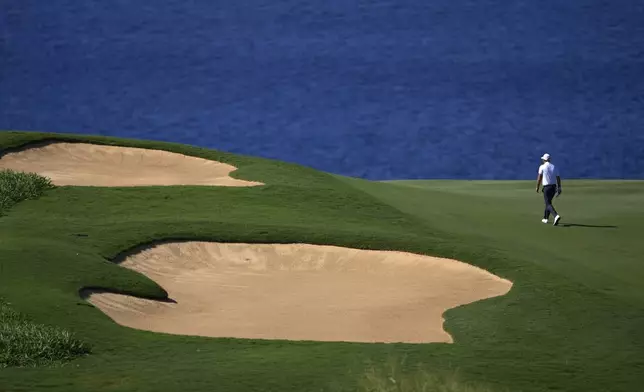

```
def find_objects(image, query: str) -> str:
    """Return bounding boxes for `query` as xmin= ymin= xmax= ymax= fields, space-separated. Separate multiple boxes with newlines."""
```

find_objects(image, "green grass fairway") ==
xmin=1 ymin=130 xmax=643 ymax=392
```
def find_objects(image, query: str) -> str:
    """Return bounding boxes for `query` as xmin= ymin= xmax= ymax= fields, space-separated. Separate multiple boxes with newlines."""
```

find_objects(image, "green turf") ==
xmin=0 ymin=170 xmax=88 ymax=368
xmin=0 ymin=130 xmax=643 ymax=391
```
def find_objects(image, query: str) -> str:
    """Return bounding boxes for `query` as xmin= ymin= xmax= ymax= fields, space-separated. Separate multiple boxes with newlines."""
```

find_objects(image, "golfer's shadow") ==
xmin=560 ymin=223 xmax=618 ymax=229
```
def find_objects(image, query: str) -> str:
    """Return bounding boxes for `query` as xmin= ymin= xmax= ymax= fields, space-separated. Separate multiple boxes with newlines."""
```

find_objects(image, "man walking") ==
xmin=536 ymin=153 xmax=562 ymax=226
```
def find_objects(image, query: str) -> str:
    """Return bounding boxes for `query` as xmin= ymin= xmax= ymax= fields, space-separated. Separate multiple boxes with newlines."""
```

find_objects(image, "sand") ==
xmin=0 ymin=142 xmax=263 ymax=187
xmin=85 ymin=242 xmax=512 ymax=344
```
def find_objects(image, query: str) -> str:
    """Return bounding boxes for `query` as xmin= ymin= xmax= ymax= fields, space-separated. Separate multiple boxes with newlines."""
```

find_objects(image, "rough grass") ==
xmin=0 ymin=169 xmax=54 ymax=215
xmin=0 ymin=299 xmax=90 ymax=368
xmin=358 ymin=357 xmax=504 ymax=392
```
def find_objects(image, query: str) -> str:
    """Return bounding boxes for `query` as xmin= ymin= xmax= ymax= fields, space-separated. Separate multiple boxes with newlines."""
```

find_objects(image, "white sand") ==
xmin=0 ymin=142 xmax=263 ymax=187
xmin=86 ymin=242 xmax=512 ymax=343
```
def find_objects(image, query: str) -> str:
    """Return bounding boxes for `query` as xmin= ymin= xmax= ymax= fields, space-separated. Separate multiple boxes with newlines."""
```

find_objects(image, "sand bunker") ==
xmin=85 ymin=242 xmax=512 ymax=343
xmin=0 ymin=142 xmax=262 ymax=187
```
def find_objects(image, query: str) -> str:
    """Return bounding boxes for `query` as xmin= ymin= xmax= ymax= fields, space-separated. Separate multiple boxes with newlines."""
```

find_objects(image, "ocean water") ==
xmin=2 ymin=1 xmax=643 ymax=180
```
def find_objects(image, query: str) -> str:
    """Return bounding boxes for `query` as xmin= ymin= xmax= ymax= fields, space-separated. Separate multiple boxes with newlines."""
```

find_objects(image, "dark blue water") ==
xmin=2 ymin=1 xmax=643 ymax=180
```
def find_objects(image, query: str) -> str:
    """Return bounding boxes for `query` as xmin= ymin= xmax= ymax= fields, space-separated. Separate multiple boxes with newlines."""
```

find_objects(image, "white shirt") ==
xmin=538 ymin=162 xmax=559 ymax=186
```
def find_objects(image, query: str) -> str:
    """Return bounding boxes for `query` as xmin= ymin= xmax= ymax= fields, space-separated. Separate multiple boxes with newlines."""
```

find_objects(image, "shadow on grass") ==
xmin=560 ymin=223 xmax=618 ymax=229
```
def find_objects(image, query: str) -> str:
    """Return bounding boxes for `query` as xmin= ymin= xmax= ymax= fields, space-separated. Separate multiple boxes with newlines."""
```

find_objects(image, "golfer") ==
xmin=536 ymin=153 xmax=562 ymax=226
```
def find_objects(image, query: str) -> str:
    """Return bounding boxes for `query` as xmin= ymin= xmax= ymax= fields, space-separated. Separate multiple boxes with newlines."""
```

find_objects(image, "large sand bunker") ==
xmin=0 ymin=142 xmax=262 ymax=187
xmin=85 ymin=242 xmax=512 ymax=343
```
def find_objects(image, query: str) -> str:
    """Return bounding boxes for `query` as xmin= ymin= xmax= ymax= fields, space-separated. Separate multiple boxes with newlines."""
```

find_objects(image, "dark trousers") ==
xmin=543 ymin=184 xmax=558 ymax=219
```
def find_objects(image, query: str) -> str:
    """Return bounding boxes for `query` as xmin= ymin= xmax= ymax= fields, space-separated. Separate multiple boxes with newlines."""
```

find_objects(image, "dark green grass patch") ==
xmin=0 ymin=299 xmax=90 ymax=368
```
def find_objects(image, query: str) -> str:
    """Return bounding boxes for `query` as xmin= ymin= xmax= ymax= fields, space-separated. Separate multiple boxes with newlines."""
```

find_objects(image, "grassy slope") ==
xmin=0 ymin=131 xmax=643 ymax=391
xmin=0 ymin=171 xmax=89 ymax=368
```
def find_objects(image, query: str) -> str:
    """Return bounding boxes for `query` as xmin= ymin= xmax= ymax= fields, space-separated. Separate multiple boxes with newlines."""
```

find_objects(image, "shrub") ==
xmin=0 ymin=300 xmax=90 ymax=368
xmin=0 ymin=169 xmax=54 ymax=215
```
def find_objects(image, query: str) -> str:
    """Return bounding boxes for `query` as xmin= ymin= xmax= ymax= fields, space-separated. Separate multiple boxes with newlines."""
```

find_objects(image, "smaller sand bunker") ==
xmin=0 ymin=142 xmax=263 ymax=187
xmin=85 ymin=242 xmax=512 ymax=343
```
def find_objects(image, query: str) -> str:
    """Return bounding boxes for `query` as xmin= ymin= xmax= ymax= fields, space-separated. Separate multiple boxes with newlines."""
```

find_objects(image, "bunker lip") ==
xmin=0 ymin=141 xmax=263 ymax=187
xmin=79 ymin=287 xmax=176 ymax=304
xmin=84 ymin=242 xmax=513 ymax=344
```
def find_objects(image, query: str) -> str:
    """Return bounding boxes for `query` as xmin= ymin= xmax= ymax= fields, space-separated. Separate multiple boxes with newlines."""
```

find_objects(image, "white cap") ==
xmin=541 ymin=153 xmax=550 ymax=160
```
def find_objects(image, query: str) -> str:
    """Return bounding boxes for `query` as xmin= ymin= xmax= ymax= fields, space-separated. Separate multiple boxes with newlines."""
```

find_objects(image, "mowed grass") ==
xmin=0 ymin=130 xmax=643 ymax=391
xmin=0 ymin=170 xmax=89 ymax=368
